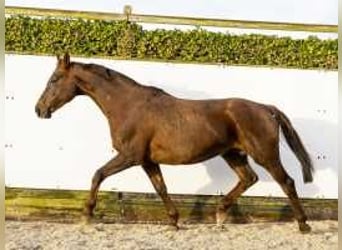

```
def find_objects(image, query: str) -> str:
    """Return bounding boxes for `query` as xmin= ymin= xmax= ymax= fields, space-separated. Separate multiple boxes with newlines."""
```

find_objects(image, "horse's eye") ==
xmin=51 ymin=75 xmax=62 ymax=83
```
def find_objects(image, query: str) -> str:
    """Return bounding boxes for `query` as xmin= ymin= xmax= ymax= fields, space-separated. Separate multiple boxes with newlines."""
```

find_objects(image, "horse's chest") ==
xmin=109 ymin=123 xmax=139 ymax=151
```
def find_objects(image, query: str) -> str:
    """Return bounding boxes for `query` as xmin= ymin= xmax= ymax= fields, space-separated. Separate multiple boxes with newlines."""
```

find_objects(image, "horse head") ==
xmin=35 ymin=53 xmax=81 ymax=118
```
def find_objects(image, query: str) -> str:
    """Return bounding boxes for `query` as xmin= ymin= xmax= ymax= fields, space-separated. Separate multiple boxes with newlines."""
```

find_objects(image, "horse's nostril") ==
xmin=35 ymin=106 xmax=40 ymax=116
xmin=46 ymin=109 xmax=52 ymax=118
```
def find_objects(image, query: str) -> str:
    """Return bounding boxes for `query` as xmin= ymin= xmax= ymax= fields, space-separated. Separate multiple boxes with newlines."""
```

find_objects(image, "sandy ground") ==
xmin=5 ymin=220 xmax=338 ymax=250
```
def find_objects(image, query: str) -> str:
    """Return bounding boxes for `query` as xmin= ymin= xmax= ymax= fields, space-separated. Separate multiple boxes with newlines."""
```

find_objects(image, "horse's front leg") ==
xmin=83 ymin=154 xmax=134 ymax=222
xmin=142 ymin=162 xmax=179 ymax=230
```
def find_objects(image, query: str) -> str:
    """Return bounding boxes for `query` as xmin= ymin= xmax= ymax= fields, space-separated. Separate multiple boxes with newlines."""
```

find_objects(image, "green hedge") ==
xmin=5 ymin=16 xmax=338 ymax=69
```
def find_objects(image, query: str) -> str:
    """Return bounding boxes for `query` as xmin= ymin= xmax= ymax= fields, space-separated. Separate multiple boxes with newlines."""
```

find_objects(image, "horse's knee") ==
xmin=283 ymin=177 xmax=298 ymax=198
xmin=285 ymin=177 xmax=295 ymax=187
xmin=92 ymin=169 xmax=104 ymax=184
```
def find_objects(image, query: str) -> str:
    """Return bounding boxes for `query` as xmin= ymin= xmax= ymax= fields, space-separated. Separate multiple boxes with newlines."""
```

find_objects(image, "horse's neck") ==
xmin=73 ymin=66 xmax=139 ymax=126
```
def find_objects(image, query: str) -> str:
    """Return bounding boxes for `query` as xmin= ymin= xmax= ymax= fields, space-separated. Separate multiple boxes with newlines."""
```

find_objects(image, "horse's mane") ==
xmin=78 ymin=62 xmax=170 ymax=97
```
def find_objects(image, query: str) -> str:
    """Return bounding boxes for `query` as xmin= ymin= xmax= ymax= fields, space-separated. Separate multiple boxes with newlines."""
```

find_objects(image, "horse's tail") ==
xmin=269 ymin=106 xmax=314 ymax=183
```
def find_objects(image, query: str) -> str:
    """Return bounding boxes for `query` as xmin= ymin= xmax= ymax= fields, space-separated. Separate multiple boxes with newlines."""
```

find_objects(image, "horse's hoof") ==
xmin=215 ymin=224 xmax=226 ymax=231
xmin=80 ymin=215 xmax=93 ymax=225
xmin=299 ymin=223 xmax=311 ymax=234
xmin=170 ymin=224 xmax=180 ymax=231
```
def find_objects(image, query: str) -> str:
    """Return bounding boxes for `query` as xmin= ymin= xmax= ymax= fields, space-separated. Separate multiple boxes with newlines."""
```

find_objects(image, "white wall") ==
xmin=5 ymin=54 xmax=338 ymax=198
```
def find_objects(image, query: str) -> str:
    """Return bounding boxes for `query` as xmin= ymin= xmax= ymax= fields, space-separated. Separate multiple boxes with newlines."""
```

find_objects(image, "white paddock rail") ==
xmin=5 ymin=54 xmax=338 ymax=198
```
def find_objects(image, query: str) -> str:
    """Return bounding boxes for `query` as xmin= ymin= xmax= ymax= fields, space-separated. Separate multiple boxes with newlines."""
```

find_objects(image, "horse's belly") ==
xmin=149 ymin=112 xmax=236 ymax=164
xmin=149 ymin=136 xmax=228 ymax=165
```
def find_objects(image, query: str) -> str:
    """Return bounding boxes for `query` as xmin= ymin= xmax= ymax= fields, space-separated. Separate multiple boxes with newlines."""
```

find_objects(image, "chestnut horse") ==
xmin=35 ymin=53 xmax=313 ymax=233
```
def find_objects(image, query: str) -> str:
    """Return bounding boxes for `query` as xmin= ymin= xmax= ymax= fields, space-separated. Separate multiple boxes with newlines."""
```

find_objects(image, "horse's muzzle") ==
xmin=35 ymin=105 xmax=51 ymax=119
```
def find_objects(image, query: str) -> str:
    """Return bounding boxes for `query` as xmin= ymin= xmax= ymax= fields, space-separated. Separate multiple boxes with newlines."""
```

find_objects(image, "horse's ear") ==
xmin=56 ymin=54 xmax=61 ymax=61
xmin=63 ymin=52 xmax=70 ymax=68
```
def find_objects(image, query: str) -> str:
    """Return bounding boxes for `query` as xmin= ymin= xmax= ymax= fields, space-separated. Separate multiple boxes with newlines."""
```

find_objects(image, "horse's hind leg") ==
xmin=216 ymin=149 xmax=258 ymax=226
xmin=264 ymin=160 xmax=311 ymax=233
xmin=142 ymin=162 xmax=179 ymax=230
